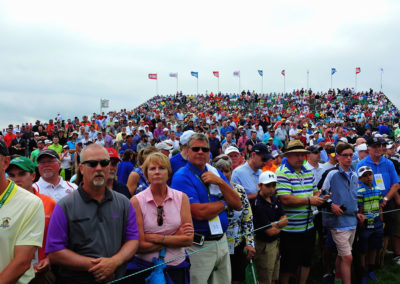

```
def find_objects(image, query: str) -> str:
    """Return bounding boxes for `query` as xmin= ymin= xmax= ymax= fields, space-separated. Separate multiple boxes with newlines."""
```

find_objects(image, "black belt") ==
xmin=204 ymin=234 xmax=224 ymax=241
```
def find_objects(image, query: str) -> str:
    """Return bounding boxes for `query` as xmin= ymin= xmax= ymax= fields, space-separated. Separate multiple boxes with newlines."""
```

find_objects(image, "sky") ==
xmin=1 ymin=0 xmax=399 ymax=129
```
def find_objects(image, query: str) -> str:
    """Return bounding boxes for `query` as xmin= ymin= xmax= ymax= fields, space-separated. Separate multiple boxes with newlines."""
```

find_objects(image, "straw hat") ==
xmin=284 ymin=140 xmax=310 ymax=155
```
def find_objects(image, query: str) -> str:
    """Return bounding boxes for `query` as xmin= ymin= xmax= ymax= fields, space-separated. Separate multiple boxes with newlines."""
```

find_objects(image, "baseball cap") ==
xmin=225 ymin=146 xmax=240 ymax=155
xmin=355 ymin=143 xmax=367 ymax=152
xmin=163 ymin=128 xmax=169 ymax=132
xmin=357 ymin=166 xmax=373 ymax=177
xmin=106 ymin=147 xmax=120 ymax=160
xmin=37 ymin=149 xmax=60 ymax=161
xmin=317 ymin=138 xmax=326 ymax=144
xmin=34 ymin=132 xmax=39 ymax=136
xmin=271 ymin=150 xmax=282 ymax=158
xmin=367 ymin=137 xmax=384 ymax=146
xmin=308 ymin=145 xmax=322 ymax=153
xmin=0 ymin=140 xmax=9 ymax=156
xmin=180 ymin=130 xmax=195 ymax=145
xmin=258 ymin=171 xmax=277 ymax=184
xmin=156 ymin=142 xmax=173 ymax=151
xmin=252 ymin=143 xmax=273 ymax=160
xmin=8 ymin=156 xmax=36 ymax=172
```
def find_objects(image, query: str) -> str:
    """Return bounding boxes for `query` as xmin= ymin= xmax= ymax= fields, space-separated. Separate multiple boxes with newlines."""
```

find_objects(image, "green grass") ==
xmin=306 ymin=251 xmax=400 ymax=284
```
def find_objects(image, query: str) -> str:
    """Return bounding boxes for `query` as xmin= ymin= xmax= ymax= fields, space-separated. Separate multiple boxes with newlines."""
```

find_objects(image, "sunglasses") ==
xmin=157 ymin=206 xmax=164 ymax=226
xmin=82 ymin=159 xmax=111 ymax=168
xmin=191 ymin=147 xmax=210 ymax=153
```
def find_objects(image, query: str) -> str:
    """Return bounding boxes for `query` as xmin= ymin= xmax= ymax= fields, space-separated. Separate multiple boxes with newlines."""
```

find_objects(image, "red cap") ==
xmin=106 ymin=147 xmax=120 ymax=160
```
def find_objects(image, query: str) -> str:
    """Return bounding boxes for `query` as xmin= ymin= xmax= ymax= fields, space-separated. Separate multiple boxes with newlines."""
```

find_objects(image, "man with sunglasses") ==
xmin=357 ymin=137 xmax=400 ymax=264
xmin=33 ymin=149 xmax=77 ymax=203
xmin=46 ymin=144 xmax=139 ymax=283
xmin=171 ymin=133 xmax=241 ymax=284
xmin=231 ymin=143 xmax=272 ymax=201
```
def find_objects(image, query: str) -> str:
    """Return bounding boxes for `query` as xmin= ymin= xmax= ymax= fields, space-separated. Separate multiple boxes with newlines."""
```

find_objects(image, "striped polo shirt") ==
xmin=357 ymin=184 xmax=382 ymax=215
xmin=276 ymin=160 xmax=317 ymax=233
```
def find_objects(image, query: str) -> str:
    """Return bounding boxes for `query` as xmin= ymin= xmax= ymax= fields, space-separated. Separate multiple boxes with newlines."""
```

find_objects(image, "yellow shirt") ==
xmin=0 ymin=181 xmax=44 ymax=284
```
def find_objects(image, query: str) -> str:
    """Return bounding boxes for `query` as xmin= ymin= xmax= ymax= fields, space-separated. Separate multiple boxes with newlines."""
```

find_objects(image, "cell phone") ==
xmin=193 ymin=233 xmax=204 ymax=246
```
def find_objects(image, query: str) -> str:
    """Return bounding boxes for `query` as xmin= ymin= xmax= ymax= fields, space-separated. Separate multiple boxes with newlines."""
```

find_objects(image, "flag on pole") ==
xmin=169 ymin=73 xmax=178 ymax=78
xmin=258 ymin=70 xmax=263 ymax=77
xmin=191 ymin=71 xmax=198 ymax=78
xmin=281 ymin=70 xmax=285 ymax=76
xmin=148 ymin=73 xmax=157 ymax=80
xmin=101 ymin=99 xmax=109 ymax=108
xmin=213 ymin=71 xmax=219 ymax=78
xmin=356 ymin=67 xmax=361 ymax=74
xmin=380 ymin=67 xmax=384 ymax=72
xmin=331 ymin=68 xmax=337 ymax=75
xmin=233 ymin=71 xmax=240 ymax=77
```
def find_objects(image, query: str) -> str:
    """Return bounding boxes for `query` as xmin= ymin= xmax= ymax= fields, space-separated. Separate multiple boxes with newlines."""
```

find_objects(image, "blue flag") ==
xmin=380 ymin=67 xmax=384 ymax=72
xmin=191 ymin=71 xmax=198 ymax=78
xmin=331 ymin=68 xmax=337 ymax=75
xmin=258 ymin=70 xmax=263 ymax=77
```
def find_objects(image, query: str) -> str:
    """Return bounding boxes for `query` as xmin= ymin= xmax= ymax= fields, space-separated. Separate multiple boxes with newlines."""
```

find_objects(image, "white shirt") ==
xmin=33 ymin=177 xmax=77 ymax=203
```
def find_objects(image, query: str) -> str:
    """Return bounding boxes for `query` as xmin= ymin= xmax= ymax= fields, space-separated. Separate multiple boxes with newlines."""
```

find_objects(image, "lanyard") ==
xmin=188 ymin=167 xmax=211 ymax=202
xmin=0 ymin=180 xmax=15 ymax=209
xmin=245 ymin=164 xmax=259 ymax=187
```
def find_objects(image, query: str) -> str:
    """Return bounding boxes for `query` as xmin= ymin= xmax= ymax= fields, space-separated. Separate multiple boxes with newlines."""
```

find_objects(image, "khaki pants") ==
xmin=186 ymin=234 xmax=231 ymax=284
xmin=254 ymin=239 xmax=280 ymax=284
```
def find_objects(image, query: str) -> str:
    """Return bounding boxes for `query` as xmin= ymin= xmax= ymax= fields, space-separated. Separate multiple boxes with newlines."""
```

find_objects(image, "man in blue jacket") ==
xmin=322 ymin=143 xmax=365 ymax=284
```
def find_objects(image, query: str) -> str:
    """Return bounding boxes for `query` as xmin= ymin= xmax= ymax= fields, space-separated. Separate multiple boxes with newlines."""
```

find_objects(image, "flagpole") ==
xmin=331 ymin=73 xmax=333 ymax=89
xmin=100 ymin=98 xmax=102 ymax=114
xmin=261 ymin=76 xmax=263 ymax=94
xmin=283 ymin=76 xmax=286 ymax=94
xmin=197 ymin=78 xmax=198 ymax=95
xmin=239 ymin=76 xmax=241 ymax=94
xmin=380 ymin=69 xmax=383 ymax=91
xmin=156 ymin=79 xmax=158 ymax=96
xmin=176 ymin=77 xmax=178 ymax=93
xmin=218 ymin=77 xmax=220 ymax=94
xmin=355 ymin=73 xmax=357 ymax=93
xmin=307 ymin=70 xmax=309 ymax=90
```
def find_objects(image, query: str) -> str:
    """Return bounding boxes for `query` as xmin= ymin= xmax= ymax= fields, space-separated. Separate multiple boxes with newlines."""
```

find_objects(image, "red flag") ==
xmin=281 ymin=70 xmax=285 ymax=76
xmin=213 ymin=71 xmax=219 ymax=78
xmin=355 ymin=67 xmax=361 ymax=74
xmin=148 ymin=73 xmax=157 ymax=80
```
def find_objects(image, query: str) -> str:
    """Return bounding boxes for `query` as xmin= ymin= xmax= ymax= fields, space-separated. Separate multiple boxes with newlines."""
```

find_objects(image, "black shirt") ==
xmin=252 ymin=193 xmax=285 ymax=242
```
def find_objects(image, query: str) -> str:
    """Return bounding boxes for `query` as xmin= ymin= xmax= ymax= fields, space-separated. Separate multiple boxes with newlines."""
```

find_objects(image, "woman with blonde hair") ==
xmin=126 ymin=146 xmax=157 ymax=196
xmin=127 ymin=152 xmax=193 ymax=283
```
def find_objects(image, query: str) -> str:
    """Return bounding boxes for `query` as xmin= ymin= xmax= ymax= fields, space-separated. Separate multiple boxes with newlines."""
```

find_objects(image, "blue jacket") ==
xmin=321 ymin=165 xmax=359 ymax=229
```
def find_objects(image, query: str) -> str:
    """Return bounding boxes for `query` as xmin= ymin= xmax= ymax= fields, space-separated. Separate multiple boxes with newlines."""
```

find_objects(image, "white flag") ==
xmin=101 ymin=99 xmax=109 ymax=108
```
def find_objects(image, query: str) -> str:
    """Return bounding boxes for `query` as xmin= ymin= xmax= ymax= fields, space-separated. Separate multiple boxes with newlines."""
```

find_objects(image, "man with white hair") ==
xmin=351 ymin=143 xmax=368 ymax=171
xmin=33 ymin=149 xmax=77 ymax=202
xmin=170 ymin=130 xmax=195 ymax=175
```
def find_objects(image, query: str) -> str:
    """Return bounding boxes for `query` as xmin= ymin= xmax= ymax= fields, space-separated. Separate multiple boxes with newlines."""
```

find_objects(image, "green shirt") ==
xmin=48 ymin=144 xmax=62 ymax=154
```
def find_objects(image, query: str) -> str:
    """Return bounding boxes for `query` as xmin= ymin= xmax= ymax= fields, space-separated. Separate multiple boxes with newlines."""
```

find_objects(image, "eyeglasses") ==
xmin=191 ymin=147 xmax=210 ymax=153
xmin=82 ymin=159 xmax=111 ymax=168
xmin=339 ymin=153 xmax=353 ymax=158
xmin=157 ymin=206 xmax=164 ymax=226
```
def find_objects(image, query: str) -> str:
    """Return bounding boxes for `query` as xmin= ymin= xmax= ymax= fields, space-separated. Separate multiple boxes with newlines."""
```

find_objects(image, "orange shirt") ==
xmin=262 ymin=163 xmax=278 ymax=173
xmin=33 ymin=189 xmax=56 ymax=261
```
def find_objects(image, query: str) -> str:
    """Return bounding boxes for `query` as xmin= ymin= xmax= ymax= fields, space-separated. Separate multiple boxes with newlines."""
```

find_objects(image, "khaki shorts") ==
xmin=330 ymin=228 xmax=356 ymax=256
xmin=254 ymin=239 xmax=280 ymax=284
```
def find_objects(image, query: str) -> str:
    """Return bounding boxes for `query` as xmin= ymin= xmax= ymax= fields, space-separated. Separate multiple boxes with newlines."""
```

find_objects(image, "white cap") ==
xmin=156 ymin=141 xmax=173 ymax=151
xmin=271 ymin=150 xmax=281 ymax=158
xmin=180 ymin=130 xmax=195 ymax=145
xmin=225 ymin=146 xmax=240 ymax=155
xmin=163 ymin=128 xmax=169 ymax=132
xmin=387 ymin=142 xmax=395 ymax=149
xmin=357 ymin=166 xmax=373 ymax=177
xmin=339 ymin=137 xmax=348 ymax=143
xmin=258 ymin=171 xmax=277 ymax=184
xmin=355 ymin=143 xmax=367 ymax=152
xmin=34 ymin=132 xmax=39 ymax=136
xmin=138 ymin=126 xmax=145 ymax=131
xmin=394 ymin=124 xmax=399 ymax=128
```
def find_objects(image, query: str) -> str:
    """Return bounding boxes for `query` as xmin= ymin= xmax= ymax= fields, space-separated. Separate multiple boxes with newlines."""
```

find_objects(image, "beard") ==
xmin=92 ymin=173 xmax=105 ymax=187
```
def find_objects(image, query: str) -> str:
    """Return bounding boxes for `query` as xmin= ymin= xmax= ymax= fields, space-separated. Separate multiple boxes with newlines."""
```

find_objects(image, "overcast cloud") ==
xmin=1 ymin=0 xmax=399 ymax=129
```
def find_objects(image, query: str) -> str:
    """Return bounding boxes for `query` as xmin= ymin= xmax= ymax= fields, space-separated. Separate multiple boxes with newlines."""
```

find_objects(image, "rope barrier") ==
xmin=107 ymin=206 xmax=400 ymax=283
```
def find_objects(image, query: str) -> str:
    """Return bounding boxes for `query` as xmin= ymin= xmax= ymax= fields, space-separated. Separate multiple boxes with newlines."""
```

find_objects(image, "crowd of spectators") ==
xmin=2 ymin=87 xmax=400 ymax=284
